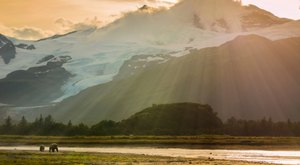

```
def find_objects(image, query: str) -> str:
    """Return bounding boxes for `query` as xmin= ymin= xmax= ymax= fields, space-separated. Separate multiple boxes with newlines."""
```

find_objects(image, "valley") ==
xmin=1 ymin=1 xmax=300 ymax=164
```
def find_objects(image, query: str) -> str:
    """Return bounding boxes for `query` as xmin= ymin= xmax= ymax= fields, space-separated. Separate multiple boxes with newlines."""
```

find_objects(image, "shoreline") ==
xmin=0 ymin=150 xmax=275 ymax=165
xmin=1 ymin=144 xmax=300 ymax=151
xmin=1 ymin=135 xmax=300 ymax=150
xmin=1 ymin=146 xmax=299 ymax=165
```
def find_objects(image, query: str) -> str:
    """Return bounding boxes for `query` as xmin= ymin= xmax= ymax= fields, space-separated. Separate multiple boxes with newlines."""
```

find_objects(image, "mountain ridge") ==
xmin=32 ymin=34 xmax=300 ymax=124
xmin=1 ymin=1 xmax=300 ymax=124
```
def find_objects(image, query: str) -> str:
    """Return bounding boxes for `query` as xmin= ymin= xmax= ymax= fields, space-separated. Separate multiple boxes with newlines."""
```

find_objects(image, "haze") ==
xmin=0 ymin=0 xmax=299 ymax=40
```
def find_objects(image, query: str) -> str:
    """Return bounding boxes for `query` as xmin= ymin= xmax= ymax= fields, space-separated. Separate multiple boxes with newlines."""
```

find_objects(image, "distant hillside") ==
xmin=51 ymin=35 xmax=300 ymax=124
xmin=119 ymin=103 xmax=223 ymax=135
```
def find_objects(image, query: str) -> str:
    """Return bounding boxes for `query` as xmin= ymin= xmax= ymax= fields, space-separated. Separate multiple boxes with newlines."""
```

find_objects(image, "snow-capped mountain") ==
xmin=12 ymin=34 xmax=300 ymax=124
xmin=1 ymin=0 xmax=300 ymax=107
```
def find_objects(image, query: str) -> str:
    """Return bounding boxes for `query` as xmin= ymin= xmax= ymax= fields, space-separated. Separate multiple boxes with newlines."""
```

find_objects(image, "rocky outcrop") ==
xmin=15 ymin=43 xmax=36 ymax=50
xmin=37 ymin=55 xmax=72 ymax=66
xmin=241 ymin=5 xmax=290 ymax=31
xmin=37 ymin=55 xmax=55 ymax=64
xmin=0 ymin=63 xmax=72 ymax=106
xmin=180 ymin=1 xmax=290 ymax=33
xmin=0 ymin=34 xmax=16 ymax=64
xmin=46 ymin=56 xmax=72 ymax=67
xmin=114 ymin=54 xmax=172 ymax=81
xmin=36 ymin=31 xmax=77 ymax=42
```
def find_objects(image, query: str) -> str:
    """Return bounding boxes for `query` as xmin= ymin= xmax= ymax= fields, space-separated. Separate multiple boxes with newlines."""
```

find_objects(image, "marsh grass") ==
xmin=0 ymin=135 xmax=299 ymax=149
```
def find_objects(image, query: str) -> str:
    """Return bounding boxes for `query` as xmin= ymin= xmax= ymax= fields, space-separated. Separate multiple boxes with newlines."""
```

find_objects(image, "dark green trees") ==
xmin=120 ymin=103 xmax=223 ymax=135
xmin=0 ymin=103 xmax=299 ymax=136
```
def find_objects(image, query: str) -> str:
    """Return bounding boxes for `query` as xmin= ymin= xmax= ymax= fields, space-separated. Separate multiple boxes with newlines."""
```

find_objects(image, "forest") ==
xmin=1 ymin=103 xmax=300 ymax=136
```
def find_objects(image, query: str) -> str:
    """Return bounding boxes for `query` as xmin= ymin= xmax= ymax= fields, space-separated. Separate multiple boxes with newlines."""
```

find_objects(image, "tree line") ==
xmin=1 ymin=115 xmax=299 ymax=136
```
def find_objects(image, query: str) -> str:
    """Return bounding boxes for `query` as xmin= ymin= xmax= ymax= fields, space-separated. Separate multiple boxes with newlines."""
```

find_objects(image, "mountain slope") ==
xmin=0 ymin=63 xmax=72 ymax=106
xmin=50 ymin=35 xmax=300 ymax=124
xmin=1 ymin=0 xmax=299 ymax=106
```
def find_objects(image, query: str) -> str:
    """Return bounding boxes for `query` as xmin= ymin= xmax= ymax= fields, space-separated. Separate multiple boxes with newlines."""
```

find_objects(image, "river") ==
xmin=0 ymin=146 xmax=299 ymax=165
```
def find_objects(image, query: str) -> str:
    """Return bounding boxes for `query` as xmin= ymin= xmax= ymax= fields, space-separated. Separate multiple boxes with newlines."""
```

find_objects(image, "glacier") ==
xmin=1 ymin=0 xmax=300 ymax=104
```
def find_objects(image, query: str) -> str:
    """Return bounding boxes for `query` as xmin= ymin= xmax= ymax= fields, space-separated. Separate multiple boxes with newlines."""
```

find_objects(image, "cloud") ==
xmin=0 ymin=24 xmax=54 ymax=40
xmin=0 ymin=0 xmax=178 ymax=40
xmin=0 ymin=24 xmax=10 ymax=35
xmin=0 ymin=16 xmax=104 ymax=40
xmin=128 ymin=0 xmax=178 ymax=7
xmin=11 ymin=27 xmax=53 ymax=40
xmin=55 ymin=17 xmax=103 ymax=33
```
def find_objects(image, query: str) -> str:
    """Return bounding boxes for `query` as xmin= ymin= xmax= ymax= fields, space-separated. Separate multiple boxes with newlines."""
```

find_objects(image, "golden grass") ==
xmin=0 ymin=151 xmax=272 ymax=165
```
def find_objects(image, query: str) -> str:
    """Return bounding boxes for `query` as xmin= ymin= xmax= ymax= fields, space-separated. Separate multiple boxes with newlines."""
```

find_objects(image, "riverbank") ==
xmin=0 ymin=150 xmax=274 ymax=165
xmin=1 ymin=135 xmax=300 ymax=150
xmin=1 ymin=146 xmax=300 ymax=164
xmin=1 ymin=135 xmax=299 ymax=164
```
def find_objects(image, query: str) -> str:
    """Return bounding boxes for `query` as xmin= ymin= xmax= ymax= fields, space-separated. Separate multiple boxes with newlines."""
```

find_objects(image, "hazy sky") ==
xmin=0 ymin=0 xmax=299 ymax=40
xmin=242 ymin=0 xmax=300 ymax=19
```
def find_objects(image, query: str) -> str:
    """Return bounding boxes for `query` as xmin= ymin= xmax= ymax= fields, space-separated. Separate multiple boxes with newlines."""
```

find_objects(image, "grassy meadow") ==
xmin=0 ymin=135 xmax=300 ymax=150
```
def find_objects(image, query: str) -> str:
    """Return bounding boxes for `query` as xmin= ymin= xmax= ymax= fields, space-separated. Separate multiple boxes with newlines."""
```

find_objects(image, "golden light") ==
xmin=161 ymin=0 xmax=179 ymax=3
